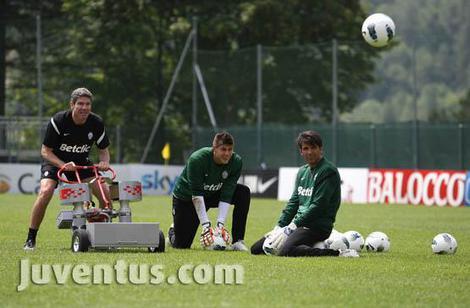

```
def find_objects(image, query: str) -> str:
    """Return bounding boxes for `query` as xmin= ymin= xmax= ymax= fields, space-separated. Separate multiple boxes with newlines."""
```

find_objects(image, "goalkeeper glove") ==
xmin=215 ymin=222 xmax=231 ymax=245
xmin=200 ymin=222 xmax=215 ymax=248
xmin=270 ymin=222 xmax=297 ymax=251
xmin=264 ymin=225 xmax=282 ymax=239
xmin=264 ymin=225 xmax=282 ymax=238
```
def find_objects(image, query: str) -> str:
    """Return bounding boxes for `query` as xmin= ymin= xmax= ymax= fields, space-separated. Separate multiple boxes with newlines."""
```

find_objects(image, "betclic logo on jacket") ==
xmin=204 ymin=182 xmax=223 ymax=191
xmin=59 ymin=144 xmax=91 ymax=153
xmin=298 ymin=186 xmax=313 ymax=197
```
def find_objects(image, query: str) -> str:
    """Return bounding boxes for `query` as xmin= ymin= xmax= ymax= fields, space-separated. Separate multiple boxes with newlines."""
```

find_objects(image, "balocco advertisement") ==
xmin=368 ymin=169 xmax=466 ymax=207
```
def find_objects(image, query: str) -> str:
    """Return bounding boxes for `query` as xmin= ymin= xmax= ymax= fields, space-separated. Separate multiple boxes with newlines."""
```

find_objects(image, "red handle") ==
xmin=57 ymin=164 xmax=116 ymax=209
xmin=57 ymin=164 xmax=116 ymax=184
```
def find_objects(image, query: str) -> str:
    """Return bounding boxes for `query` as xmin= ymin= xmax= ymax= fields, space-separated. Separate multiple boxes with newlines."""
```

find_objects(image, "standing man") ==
xmin=250 ymin=130 xmax=358 ymax=257
xmin=23 ymin=88 xmax=111 ymax=250
xmin=169 ymin=131 xmax=250 ymax=251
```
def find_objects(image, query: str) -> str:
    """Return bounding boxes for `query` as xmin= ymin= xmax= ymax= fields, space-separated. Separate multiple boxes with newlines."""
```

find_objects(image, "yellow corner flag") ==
xmin=161 ymin=142 xmax=171 ymax=164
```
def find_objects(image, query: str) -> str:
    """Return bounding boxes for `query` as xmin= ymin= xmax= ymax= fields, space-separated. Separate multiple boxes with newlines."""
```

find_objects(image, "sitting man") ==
xmin=250 ymin=130 xmax=358 ymax=257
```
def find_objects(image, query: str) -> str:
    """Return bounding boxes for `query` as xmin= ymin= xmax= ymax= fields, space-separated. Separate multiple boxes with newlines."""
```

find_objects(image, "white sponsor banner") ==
xmin=0 ymin=163 xmax=184 ymax=196
xmin=277 ymin=167 xmax=299 ymax=201
xmin=367 ymin=169 xmax=466 ymax=207
xmin=0 ymin=164 xmax=42 ymax=194
xmin=339 ymin=168 xmax=368 ymax=203
xmin=277 ymin=167 xmax=368 ymax=203
xmin=126 ymin=164 xmax=183 ymax=196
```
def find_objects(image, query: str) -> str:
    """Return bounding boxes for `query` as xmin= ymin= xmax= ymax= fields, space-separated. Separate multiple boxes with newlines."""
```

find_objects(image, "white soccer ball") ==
xmin=325 ymin=229 xmax=350 ymax=250
xmin=365 ymin=231 xmax=390 ymax=252
xmin=312 ymin=241 xmax=327 ymax=249
xmin=343 ymin=231 xmax=365 ymax=252
xmin=431 ymin=233 xmax=458 ymax=254
xmin=327 ymin=236 xmax=350 ymax=250
xmin=206 ymin=234 xmax=227 ymax=251
xmin=361 ymin=13 xmax=396 ymax=47
xmin=262 ymin=237 xmax=277 ymax=256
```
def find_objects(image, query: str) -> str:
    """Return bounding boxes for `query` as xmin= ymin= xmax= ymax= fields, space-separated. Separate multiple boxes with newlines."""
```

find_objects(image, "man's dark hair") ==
xmin=212 ymin=131 xmax=234 ymax=148
xmin=296 ymin=130 xmax=323 ymax=149
xmin=70 ymin=87 xmax=93 ymax=103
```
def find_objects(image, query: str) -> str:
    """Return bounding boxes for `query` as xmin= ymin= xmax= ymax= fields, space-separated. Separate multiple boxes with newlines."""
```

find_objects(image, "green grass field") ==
xmin=1 ymin=194 xmax=470 ymax=307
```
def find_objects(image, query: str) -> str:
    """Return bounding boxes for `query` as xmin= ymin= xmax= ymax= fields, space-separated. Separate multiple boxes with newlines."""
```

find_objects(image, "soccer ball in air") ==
xmin=365 ymin=231 xmax=390 ymax=252
xmin=343 ymin=231 xmax=365 ymax=252
xmin=431 ymin=233 xmax=458 ymax=254
xmin=361 ymin=13 xmax=396 ymax=47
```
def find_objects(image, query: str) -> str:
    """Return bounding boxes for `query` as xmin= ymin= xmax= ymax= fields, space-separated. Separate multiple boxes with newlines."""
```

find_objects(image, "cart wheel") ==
xmin=148 ymin=230 xmax=165 ymax=253
xmin=71 ymin=229 xmax=90 ymax=252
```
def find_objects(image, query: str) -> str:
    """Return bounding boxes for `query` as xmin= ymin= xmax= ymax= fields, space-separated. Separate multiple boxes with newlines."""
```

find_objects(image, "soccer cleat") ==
xmin=231 ymin=240 xmax=249 ymax=252
xmin=339 ymin=248 xmax=360 ymax=258
xmin=23 ymin=239 xmax=36 ymax=251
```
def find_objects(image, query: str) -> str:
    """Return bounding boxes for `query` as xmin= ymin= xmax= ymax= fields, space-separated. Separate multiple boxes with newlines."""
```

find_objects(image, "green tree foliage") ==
xmin=0 ymin=0 xmax=6 ymax=115
xmin=175 ymin=1 xmax=378 ymax=125
xmin=455 ymin=90 xmax=470 ymax=122
xmin=5 ymin=1 xmax=64 ymax=115
xmin=5 ymin=0 xmax=384 ymax=162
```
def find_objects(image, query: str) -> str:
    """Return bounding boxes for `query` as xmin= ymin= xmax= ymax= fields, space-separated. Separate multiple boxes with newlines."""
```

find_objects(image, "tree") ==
xmin=455 ymin=90 xmax=470 ymax=122
xmin=0 ymin=0 xmax=5 ymax=116
xmin=5 ymin=0 xmax=384 ymax=162
xmin=4 ymin=0 xmax=65 ymax=116
xmin=171 ymin=1 xmax=381 ymax=125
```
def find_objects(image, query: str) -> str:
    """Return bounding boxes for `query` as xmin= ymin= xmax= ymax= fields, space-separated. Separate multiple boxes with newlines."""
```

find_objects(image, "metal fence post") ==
xmin=116 ymin=125 xmax=121 ymax=164
xmin=458 ymin=123 xmax=464 ymax=169
xmin=412 ymin=44 xmax=419 ymax=169
xmin=36 ymin=14 xmax=44 ymax=120
xmin=370 ymin=124 xmax=376 ymax=168
xmin=331 ymin=39 xmax=338 ymax=164
xmin=192 ymin=17 xmax=198 ymax=150
xmin=256 ymin=44 xmax=263 ymax=168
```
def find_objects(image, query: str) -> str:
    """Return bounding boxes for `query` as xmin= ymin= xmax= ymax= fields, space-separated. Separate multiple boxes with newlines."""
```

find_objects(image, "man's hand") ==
xmin=270 ymin=222 xmax=297 ymax=251
xmin=62 ymin=161 xmax=77 ymax=172
xmin=200 ymin=223 xmax=215 ymax=248
xmin=97 ymin=161 xmax=110 ymax=171
xmin=262 ymin=226 xmax=284 ymax=255
xmin=216 ymin=222 xmax=231 ymax=245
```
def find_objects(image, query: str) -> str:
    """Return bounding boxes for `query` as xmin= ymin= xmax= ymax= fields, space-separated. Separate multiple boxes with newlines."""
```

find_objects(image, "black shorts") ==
xmin=40 ymin=162 xmax=95 ymax=184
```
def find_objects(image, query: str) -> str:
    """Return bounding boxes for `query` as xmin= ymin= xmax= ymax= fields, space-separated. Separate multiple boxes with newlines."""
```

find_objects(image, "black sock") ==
xmin=27 ymin=228 xmax=38 ymax=242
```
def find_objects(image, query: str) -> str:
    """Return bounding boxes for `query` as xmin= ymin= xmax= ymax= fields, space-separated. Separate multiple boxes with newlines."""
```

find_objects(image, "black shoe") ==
xmin=23 ymin=239 xmax=36 ymax=251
